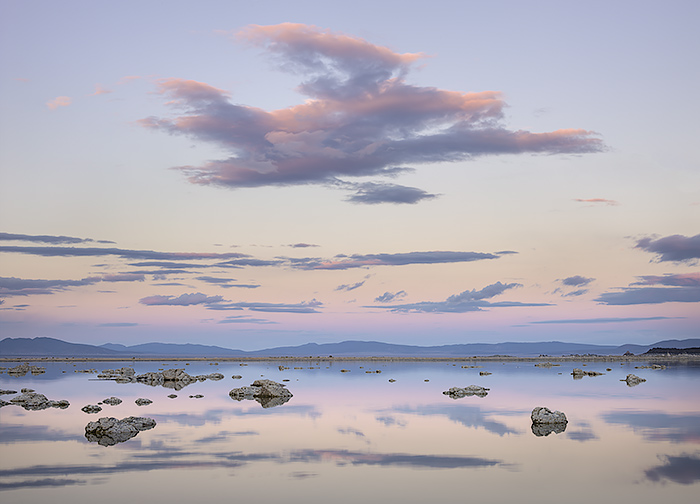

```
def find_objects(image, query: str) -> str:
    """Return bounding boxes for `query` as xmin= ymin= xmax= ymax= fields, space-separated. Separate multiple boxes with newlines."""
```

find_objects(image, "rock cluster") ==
xmin=0 ymin=389 xmax=18 ymax=395
xmin=135 ymin=398 xmax=152 ymax=406
xmin=102 ymin=397 xmax=122 ymax=406
xmin=9 ymin=391 xmax=69 ymax=410
xmin=571 ymin=368 xmax=604 ymax=379
xmin=635 ymin=364 xmax=665 ymax=370
xmin=229 ymin=379 xmax=293 ymax=408
xmin=442 ymin=385 xmax=490 ymax=398
xmin=85 ymin=416 xmax=156 ymax=446
xmin=622 ymin=374 xmax=646 ymax=386
xmin=534 ymin=362 xmax=560 ymax=368
xmin=7 ymin=363 xmax=46 ymax=376
xmin=98 ymin=368 xmax=225 ymax=390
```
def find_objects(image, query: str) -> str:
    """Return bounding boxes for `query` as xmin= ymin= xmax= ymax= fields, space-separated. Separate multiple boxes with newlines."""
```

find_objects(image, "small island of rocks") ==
xmin=229 ymin=379 xmax=292 ymax=408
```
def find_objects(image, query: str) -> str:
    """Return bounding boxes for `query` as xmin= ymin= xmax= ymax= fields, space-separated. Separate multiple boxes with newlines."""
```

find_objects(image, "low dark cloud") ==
xmin=530 ymin=316 xmax=679 ymax=324
xmin=195 ymin=276 xmax=260 ymax=289
xmin=0 ymin=275 xmax=144 ymax=298
xmin=562 ymin=289 xmax=588 ymax=297
xmin=207 ymin=299 xmax=322 ymax=313
xmin=345 ymin=182 xmax=438 ymax=205
xmin=140 ymin=23 xmax=603 ymax=203
xmin=98 ymin=322 xmax=140 ymax=327
xmin=596 ymin=286 xmax=700 ymax=305
xmin=289 ymin=250 xmax=508 ymax=270
xmin=0 ymin=245 xmax=250 ymax=261
xmin=0 ymin=232 xmax=114 ymax=244
xmin=374 ymin=290 xmax=407 ymax=303
xmin=335 ymin=281 xmax=365 ymax=292
xmin=139 ymin=293 xmax=225 ymax=306
xmin=288 ymin=243 xmax=319 ymax=248
xmin=288 ymin=449 xmax=503 ymax=469
xmin=217 ymin=316 xmax=276 ymax=324
xmin=367 ymin=282 xmax=550 ymax=313
xmin=216 ymin=258 xmax=284 ymax=267
xmin=635 ymin=233 xmax=700 ymax=263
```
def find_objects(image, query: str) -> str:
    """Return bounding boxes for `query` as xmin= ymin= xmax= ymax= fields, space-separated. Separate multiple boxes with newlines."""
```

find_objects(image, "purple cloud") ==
xmin=207 ymin=299 xmax=322 ymax=313
xmin=633 ymin=273 xmax=700 ymax=287
xmin=195 ymin=276 xmax=260 ymax=289
xmin=0 ymin=232 xmax=115 ymax=244
xmin=530 ymin=316 xmax=679 ymax=324
xmin=139 ymin=293 xmax=225 ymax=306
xmin=0 ymin=275 xmax=143 ymax=297
xmin=635 ymin=234 xmax=700 ymax=263
xmin=0 ymin=245 xmax=250 ymax=261
xmin=345 ymin=183 xmax=438 ymax=205
xmin=596 ymin=287 xmax=700 ymax=305
xmin=367 ymin=282 xmax=549 ymax=313
xmin=561 ymin=275 xmax=595 ymax=287
xmin=140 ymin=23 xmax=604 ymax=203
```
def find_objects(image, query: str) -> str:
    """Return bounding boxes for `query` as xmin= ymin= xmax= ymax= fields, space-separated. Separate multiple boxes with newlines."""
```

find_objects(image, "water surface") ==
xmin=1 ymin=359 xmax=699 ymax=503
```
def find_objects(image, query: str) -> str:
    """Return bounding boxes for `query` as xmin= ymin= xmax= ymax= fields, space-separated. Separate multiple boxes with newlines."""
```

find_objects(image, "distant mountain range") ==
xmin=2 ymin=336 xmax=699 ymax=358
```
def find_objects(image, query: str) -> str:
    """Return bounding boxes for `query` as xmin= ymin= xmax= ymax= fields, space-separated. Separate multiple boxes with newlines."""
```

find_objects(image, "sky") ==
xmin=1 ymin=0 xmax=698 ymax=350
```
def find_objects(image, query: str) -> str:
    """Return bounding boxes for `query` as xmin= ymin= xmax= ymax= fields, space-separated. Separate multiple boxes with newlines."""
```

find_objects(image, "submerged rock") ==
xmin=534 ymin=362 xmax=560 ymax=368
xmin=531 ymin=406 xmax=568 ymax=425
xmin=571 ymin=368 xmax=605 ymax=379
xmin=479 ymin=371 xmax=492 ymax=376
xmin=229 ymin=379 xmax=292 ymax=408
xmin=0 ymin=389 xmax=18 ymax=395
xmin=442 ymin=385 xmax=490 ymax=398
xmin=10 ymin=392 xmax=70 ymax=411
xmin=622 ymin=374 xmax=646 ymax=386
xmin=7 ymin=363 xmax=46 ymax=376
xmin=85 ymin=416 xmax=156 ymax=446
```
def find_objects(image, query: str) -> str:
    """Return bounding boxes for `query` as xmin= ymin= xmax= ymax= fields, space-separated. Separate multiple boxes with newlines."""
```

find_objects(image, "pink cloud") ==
xmin=90 ymin=84 xmax=113 ymax=96
xmin=141 ymin=24 xmax=605 ymax=201
xmin=575 ymin=198 xmax=619 ymax=206
xmin=46 ymin=96 xmax=72 ymax=110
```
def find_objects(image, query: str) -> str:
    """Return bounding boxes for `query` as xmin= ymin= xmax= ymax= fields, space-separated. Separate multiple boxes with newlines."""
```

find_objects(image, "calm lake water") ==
xmin=1 ymin=359 xmax=699 ymax=503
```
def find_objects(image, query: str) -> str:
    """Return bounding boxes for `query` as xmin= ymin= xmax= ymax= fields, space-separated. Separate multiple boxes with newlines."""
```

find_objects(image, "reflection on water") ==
xmin=1 ymin=359 xmax=699 ymax=503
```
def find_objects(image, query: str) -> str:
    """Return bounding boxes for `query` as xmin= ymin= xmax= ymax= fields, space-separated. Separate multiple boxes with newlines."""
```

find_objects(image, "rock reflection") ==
xmin=229 ymin=379 xmax=292 ymax=408
xmin=531 ymin=423 xmax=567 ymax=437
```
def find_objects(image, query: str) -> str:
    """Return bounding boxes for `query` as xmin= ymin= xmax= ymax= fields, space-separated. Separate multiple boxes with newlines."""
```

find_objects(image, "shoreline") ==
xmin=1 ymin=354 xmax=699 ymax=364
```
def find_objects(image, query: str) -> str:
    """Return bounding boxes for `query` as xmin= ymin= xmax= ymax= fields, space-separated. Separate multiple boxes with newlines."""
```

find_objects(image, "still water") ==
xmin=1 ymin=359 xmax=699 ymax=503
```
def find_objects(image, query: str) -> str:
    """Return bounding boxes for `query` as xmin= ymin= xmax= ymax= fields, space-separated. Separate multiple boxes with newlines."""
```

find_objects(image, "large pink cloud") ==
xmin=140 ymin=23 xmax=605 ymax=202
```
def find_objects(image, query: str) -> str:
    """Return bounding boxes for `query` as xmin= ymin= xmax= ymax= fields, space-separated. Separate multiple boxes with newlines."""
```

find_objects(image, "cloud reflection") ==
xmin=602 ymin=411 xmax=700 ymax=444
xmin=645 ymin=454 xmax=700 ymax=485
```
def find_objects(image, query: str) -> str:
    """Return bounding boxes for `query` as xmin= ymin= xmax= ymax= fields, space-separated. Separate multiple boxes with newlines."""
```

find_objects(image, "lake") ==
xmin=1 ymin=358 xmax=699 ymax=503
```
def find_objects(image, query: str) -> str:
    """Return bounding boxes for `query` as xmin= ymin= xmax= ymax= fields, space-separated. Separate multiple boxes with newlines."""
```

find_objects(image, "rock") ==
xmin=531 ymin=406 xmax=568 ymax=425
xmin=21 ymin=388 xmax=35 ymax=393
xmin=535 ymin=362 xmax=560 ymax=368
xmin=0 ymin=399 xmax=11 ymax=407
xmin=442 ymin=385 xmax=490 ymax=398
xmin=168 ymin=394 xmax=177 ymax=398
xmin=231 ymin=375 xmax=243 ymax=379
xmin=572 ymin=368 xmax=605 ymax=379
xmin=0 ymin=389 xmax=18 ymax=395
xmin=10 ymin=392 xmax=70 ymax=411
xmin=479 ymin=371 xmax=492 ymax=376
xmin=635 ymin=364 xmax=666 ymax=370
xmin=340 ymin=369 xmax=351 ymax=373
xmin=7 ymin=363 xmax=46 ymax=376
xmin=85 ymin=416 xmax=156 ymax=446
xmin=189 ymin=394 xmax=204 ymax=398
xmin=102 ymin=397 xmax=122 ymax=406
xmin=388 ymin=379 xmax=396 ymax=383
xmin=229 ymin=379 xmax=292 ymax=408
xmin=135 ymin=398 xmax=153 ymax=406
xmin=207 ymin=373 xmax=224 ymax=380
xmin=622 ymin=374 xmax=646 ymax=386
xmin=82 ymin=404 xmax=103 ymax=414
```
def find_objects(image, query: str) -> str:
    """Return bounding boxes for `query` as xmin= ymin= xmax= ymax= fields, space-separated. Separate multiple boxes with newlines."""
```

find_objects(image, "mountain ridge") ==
xmin=2 ymin=336 xmax=700 ymax=358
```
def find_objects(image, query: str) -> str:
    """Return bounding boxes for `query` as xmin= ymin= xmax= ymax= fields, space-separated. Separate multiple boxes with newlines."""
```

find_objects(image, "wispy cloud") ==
xmin=530 ymin=316 xmax=679 ymax=324
xmin=90 ymin=84 xmax=113 ymax=96
xmin=207 ymin=299 xmax=322 ymax=313
xmin=217 ymin=315 xmax=276 ymax=324
xmin=596 ymin=286 xmax=700 ymax=305
xmin=139 ymin=293 xmax=225 ymax=306
xmin=632 ymin=273 xmax=700 ymax=287
xmin=46 ymin=96 xmax=71 ymax=110
xmin=374 ymin=291 xmax=407 ymax=303
xmin=289 ymin=250 xmax=510 ymax=270
xmin=0 ymin=275 xmax=144 ymax=297
xmin=367 ymin=282 xmax=549 ymax=313
xmin=345 ymin=182 xmax=438 ymax=205
xmin=335 ymin=281 xmax=365 ymax=292
xmin=635 ymin=234 xmax=700 ymax=263
xmin=561 ymin=275 xmax=595 ymax=287
xmin=195 ymin=276 xmax=260 ymax=289
xmin=140 ymin=23 xmax=604 ymax=203
xmin=0 ymin=245 xmax=249 ymax=261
